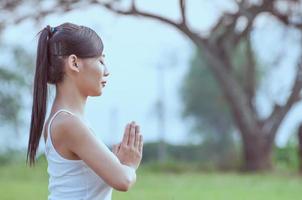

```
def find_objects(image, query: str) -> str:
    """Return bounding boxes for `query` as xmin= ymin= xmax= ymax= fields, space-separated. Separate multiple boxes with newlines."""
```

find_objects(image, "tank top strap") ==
xmin=46 ymin=109 xmax=94 ymax=142
xmin=46 ymin=109 xmax=75 ymax=141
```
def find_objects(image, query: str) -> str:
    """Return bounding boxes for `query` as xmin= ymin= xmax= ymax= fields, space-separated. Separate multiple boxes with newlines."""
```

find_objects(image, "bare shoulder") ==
xmin=52 ymin=112 xmax=114 ymax=164
xmin=52 ymin=112 xmax=86 ymax=133
xmin=50 ymin=112 xmax=92 ymax=148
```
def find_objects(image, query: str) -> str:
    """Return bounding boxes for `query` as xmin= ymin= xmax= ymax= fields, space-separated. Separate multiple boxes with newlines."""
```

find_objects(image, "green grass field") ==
xmin=0 ymin=161 xmax=301 ymax=200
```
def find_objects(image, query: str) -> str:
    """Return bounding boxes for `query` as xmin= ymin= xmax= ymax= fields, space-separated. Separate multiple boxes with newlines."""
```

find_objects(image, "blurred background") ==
xmin=0 ymin=0 xmax=302 ymax=199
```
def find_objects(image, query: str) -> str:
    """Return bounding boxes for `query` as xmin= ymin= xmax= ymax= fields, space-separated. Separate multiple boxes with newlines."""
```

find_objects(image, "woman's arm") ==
xmin=59 ymin=115 xmax=141 ymax=191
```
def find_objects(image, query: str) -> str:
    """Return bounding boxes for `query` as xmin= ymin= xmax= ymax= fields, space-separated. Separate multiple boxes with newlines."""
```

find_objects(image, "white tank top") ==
xmin=43 ymin=109 xmax=114 ymax=200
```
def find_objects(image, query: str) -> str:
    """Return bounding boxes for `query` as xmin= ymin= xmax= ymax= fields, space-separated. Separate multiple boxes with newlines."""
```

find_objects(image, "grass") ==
xmin=0 ymin=160 xmax=301 ymax=200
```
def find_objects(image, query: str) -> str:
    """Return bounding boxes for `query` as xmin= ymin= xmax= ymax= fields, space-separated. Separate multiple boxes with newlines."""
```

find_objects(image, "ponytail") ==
xmin=26 ymin=26 xmax=53 ymax=166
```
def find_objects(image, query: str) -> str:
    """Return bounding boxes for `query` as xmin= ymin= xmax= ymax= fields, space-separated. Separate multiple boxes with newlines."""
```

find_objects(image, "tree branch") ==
xmin=199 ymin=47 xmax=260 ymax=136
xmin=271 ymin=10 xmax=302 ymax=30
xmin=179 ymin=0 xmax=186 ymax=25
xmin=264 ymin=60 xmax=302 ymax=136
xmin=96 ymin=0 xmax=209 ymax=53
xmin=100 ymin=1 xmax=180 ymax=30
xmin=244 ymin=33 xmax=256 ymax=108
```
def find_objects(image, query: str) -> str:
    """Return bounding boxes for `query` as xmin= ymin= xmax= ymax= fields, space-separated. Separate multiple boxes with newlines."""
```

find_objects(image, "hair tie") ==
xmin=46 ymin=25 xmax=57 ymax=37
xmin=50 ymin=27 xmax=57 ymax=34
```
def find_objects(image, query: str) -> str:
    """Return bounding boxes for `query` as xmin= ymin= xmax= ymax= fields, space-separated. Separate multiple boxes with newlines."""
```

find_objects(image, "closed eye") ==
xmin=99 ymin=60 xmax=105 ymax=65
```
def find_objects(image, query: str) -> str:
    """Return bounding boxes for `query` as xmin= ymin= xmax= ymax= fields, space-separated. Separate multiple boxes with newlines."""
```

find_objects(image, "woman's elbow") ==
xmin=114 ymin=182 xmax=130 ymax=192
xmin=113 ymin=175 xmax=136 ymax=192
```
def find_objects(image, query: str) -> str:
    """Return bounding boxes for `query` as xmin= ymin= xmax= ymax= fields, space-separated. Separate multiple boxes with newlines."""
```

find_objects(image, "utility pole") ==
xmin=156 ymin=63 xmax=167 ymax=162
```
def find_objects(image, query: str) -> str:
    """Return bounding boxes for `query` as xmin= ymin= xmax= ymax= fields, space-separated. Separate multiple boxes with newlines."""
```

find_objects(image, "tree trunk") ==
xmin=196 ymin=49 xmax=275 ymax=171
xmin=241 ymin=133 xmax=273 ymax=171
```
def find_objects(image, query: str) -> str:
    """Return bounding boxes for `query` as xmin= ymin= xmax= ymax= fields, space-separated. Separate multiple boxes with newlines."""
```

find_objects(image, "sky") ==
xmin=0 ymin=0 xmax=301 ymax=153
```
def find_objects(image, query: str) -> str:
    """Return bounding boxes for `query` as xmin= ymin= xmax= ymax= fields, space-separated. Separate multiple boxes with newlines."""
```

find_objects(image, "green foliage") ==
xmin=0 ymin=67 xmax=24 ymax=84
xmin=273 ymin=145 xmax=300 ymax=171
xmin=0 ymin=90 xmax=22 ymax=123
xmin=230 ymin=39 xmax=263 ymax=87
xmin=271 ymin=132 xmax=300 ymax=171
xmin=180 ymin=41 xmax=263 ymax=136
xmin=180 ymin=48 xmax=240 ymax=169
xmin=0 ymin=45 xmax=34 ymax=125
xmin=0 ymin=149 xmax=26 ymax=166
xmin=143 ymin=141 xmax=302 ymax=172
xmin=0 ymin=63 xmax=24 ymax=123
xmin=142 ymin=142 xmax=241 ymax=171
xmin=179 ymin=39 xmax=266 ymax=171
xmin=142 ymin=160 xmax=202 ymax=174
xmin=180 ymin=48 xmax=232 ymax=133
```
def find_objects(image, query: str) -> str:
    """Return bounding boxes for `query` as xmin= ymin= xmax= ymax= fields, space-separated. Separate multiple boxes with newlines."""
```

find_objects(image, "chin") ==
xmin=97 ymin=89 xmax=103 ymax=96
xmin=88 ymin=90 xmax=102 ymax=97
xmin=89 ymin=85 xmax=103 ymax=97
xmin=94 ymin=91 xmax=102 ymax=96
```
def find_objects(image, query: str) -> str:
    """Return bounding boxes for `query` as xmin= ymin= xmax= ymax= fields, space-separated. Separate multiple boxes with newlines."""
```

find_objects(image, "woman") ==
xmin=26 ymin=22 xmax=143 ymax=200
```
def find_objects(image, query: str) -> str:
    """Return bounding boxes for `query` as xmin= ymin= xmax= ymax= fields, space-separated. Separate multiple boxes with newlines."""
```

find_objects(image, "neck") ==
xmin=52 ymin=80 xmax=87 ymax=117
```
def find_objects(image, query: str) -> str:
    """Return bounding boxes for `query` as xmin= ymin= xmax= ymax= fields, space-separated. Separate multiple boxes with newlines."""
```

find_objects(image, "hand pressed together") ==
xmin=112 ymin=121 xmax=143 ymax=170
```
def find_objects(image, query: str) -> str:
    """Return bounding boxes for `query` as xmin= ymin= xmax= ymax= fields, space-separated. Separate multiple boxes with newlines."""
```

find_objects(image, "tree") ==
xmin=181 ymin=48 xmax=234 ymax=155
xmin=181 ymin=41 xmax=259 ymax=169
xmin=2 ymin=0 xmax=302 ymax=171
xmin=0 ymin=45 xmax=34 ymax=133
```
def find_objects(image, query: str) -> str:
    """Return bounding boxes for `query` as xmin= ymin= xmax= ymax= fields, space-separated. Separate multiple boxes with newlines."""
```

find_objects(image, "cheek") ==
xmin=83 ymin=63 xmax=101 ymax=80
xmin=85 ymin=64 xmax=102 ymax=88
xmin=77 ymin=64 xmax=101 ymax=94
xmin=79 ymin=76 xmax=101 ymax=96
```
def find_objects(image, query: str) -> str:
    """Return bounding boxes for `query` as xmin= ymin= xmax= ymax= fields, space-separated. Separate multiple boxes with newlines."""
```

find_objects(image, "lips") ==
xmin=100 ymin=81 xmax=106 ymax=87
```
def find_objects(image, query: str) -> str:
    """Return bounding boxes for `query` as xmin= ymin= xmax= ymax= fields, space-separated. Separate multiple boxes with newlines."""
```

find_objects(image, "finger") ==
xmin=128 ymin=122 xmax=136 ymax=146
xmin=139 ymin=134 xmax=143 ymax=154
xmin=122 ymin=123 xmax=130 ymax=145
xmin=134 ymin=125 xmax=140 ymax=148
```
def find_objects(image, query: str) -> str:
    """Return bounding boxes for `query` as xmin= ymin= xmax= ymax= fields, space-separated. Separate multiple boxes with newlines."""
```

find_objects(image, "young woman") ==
xmin=26 ymin=22 xmax=143 ymax=200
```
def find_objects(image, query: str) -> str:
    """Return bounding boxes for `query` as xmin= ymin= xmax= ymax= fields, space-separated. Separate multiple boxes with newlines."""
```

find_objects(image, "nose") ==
xmin=103 ymin=64 xmax=110 ymax=77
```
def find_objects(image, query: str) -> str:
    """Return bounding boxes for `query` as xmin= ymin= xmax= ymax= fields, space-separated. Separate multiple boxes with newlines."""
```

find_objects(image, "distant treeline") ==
xmin=0 ymin=142 xmax=299 ymax=172
xmin=141 ymin=142 xmax=300 ymax=171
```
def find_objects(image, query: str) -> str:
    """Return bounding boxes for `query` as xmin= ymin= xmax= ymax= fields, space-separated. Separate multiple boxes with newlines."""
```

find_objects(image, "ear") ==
xmin=67 ymin=54 xmax=80 ymax=73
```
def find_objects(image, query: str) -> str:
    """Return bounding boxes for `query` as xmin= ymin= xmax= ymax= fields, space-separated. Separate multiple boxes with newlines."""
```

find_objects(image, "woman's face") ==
xmin=76 ymin=54 xmax=109 ymax=97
